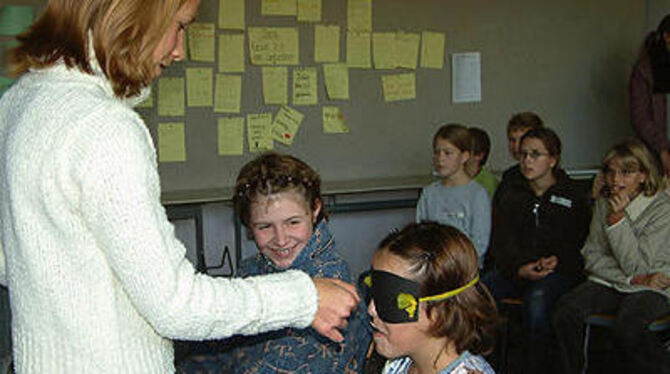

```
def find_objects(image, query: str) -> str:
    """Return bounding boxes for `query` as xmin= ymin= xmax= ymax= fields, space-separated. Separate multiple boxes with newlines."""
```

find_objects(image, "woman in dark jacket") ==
xmin=484 ymin=128 xmax=591 ymax=372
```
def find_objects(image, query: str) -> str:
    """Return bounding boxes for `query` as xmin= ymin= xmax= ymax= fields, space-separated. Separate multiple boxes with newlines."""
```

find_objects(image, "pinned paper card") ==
xmin=271 ymin=106 xmax=304 ymax=145
xmin=218 ymin=117 xmax=245 ymax=156
xmin=214 ymin=74 xmax=242 ymax=113
xmin=346 ymin=31 xmax=371 ymax=68
xmin=292 ymin=67 xmax=318 ymax=106
xmin=314 ymin=25 xmax=339 ymax=63
xmin=323 ymin=63 xmax=349 ymax=100
xmin=186 ymin=68 xmax=213 ymax=107
xmin=323 ymin=106 xmax=349 ymax=134
xmin=262 ymin=67 xmax=288 ymax=105
xmin=187 ymin=23 xmax=215 ymax=62
xmin=421 ymin=31 xmax=445 ymax=69
xmin=262 ymin=0 xmax=296 ymax=16
xmin=158 ymin=122 xmax=186 ymax=162
xmin=247 ymin=113 xmax=274 ymax=152
xmin=347 ymin=0 xmax=371 ymax=32
xmin=248 ymin=27 xmax=299 ymax=65
xmin=219 ymin=0 xmax=245 ymax=30
xmin=218 ymin=34 xmax=245 ymax=73
xmin=297 ymin=0 xmax=321 ymax=22
xmin=382 ymin=73 xmax=416 ymax=102
xmin=396 ymin=32 xmax=420 ymax=69
xmin=452 ymin=52 xmax=481 ymax=103
xmin=0 ymin=6 xmax=34 ymax=36
xmin=373 ymin=32 xmax=396 ymax=69
xmin=158 ymin=77 xmax=185 ymax=116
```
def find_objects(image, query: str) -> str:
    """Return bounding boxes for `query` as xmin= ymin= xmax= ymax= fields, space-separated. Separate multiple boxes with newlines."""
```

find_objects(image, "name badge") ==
xmin=550 ymin=195 xmax=573 ymax=208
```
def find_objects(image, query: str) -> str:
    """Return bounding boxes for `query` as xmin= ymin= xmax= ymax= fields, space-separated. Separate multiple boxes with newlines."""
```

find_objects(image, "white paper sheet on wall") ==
xmin=451 ymin=52 xmax=481 ymax=103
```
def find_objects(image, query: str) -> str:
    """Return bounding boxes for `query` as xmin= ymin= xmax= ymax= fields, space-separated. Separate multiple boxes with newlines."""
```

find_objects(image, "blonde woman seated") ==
xmin=552 ymin=138 xmax=670 ymax=374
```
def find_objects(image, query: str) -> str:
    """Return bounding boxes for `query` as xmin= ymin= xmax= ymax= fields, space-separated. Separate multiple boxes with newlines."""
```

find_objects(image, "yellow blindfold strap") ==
xmin=418 ymin=274 xmax=479 ymax=303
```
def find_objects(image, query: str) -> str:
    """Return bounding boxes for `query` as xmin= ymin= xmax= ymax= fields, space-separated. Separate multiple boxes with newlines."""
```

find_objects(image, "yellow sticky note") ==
xmin=395 ymin=31 xmax=420 ymax=70
xmin=158 ymin=122 xmax=186 ymax=162
xmin=187 ymin=23 xmax=215 ymax=62
xmin=323 ymin=63 xmax=348 ymax=100
xmin=219 ymin=0 xmax=245 ymax=30
xmin=218 ymin=117 xmax=245 ymax=156
xmin=262 ymin=67 xmax=288 ymax=105
xmin=262 ymin=0 xmax=296 ymax=16
xmin=382 ymin=73 xmax=416 ymax=102
xmin=158 ymin=77 xmax=185 ymax=117
xmin=214 ymin=74 xmax=242 ymax=113
xmin=247 ymin=113 xmax=274 ymax=152
xmin=373 ymin=32 xmax=396 ymax=70
xmin=271 ymin=105 xmax=304 ymax=145
xmin=421 ymin=31 xmax=445 ymax=69
xmin=323 ymin=106 xmax=349 ymax=134
xmin=186 ymin=68 xmax=213 ymax=107
xmin=292 ymin=67 xmax=318 ymax=106
xmin=298 ymin=0 xmax=321 ymax=22
xmin=248 ymin=27 xmax=299 ymax=66
xmin=314 ymin=25 xmax=339 ymax=63
xmin=346 ymin=31 xmax=371 ymax=68
xmin=347 ymin=0 xmax=371 ymax=32
xmin=218 ymin=33 xmax=245 ymax=73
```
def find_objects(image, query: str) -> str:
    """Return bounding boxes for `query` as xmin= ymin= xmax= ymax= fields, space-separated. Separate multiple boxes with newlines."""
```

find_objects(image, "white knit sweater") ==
xmin=0 ymin=61 xmax=318 ymax=373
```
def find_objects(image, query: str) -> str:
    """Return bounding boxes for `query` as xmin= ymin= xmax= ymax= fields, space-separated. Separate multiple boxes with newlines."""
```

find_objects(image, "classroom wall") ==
xmin=147 ymin=0 xmax=646 ymax=195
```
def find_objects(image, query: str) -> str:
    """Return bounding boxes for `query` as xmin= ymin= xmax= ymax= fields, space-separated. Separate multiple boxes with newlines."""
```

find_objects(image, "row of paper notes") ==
xmin=157 ymin=105 xmax=349 ymax=162
xmin=140 ymin=65 xmax=420 ymax=115
xmin=190 ymin=25 xmax=445 ymax=70
xmin=219 ymin=0 xmax=372 ymax=31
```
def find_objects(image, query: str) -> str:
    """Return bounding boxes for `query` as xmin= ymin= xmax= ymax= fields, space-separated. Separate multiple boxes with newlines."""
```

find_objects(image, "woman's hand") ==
xmin=631 ymin=272 xmax=670 ymax=290
xmin=311 ymin=278 xmax=360 ymax=342
xmin=607 ymin=192 xmax=630 ymax=225
xmin=518 ymin=261 xmax=554 ymax=281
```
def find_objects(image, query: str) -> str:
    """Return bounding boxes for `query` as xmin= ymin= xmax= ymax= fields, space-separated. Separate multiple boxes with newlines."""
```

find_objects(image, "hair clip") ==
xmin=421 ymin=252 xmax=435 ymax=261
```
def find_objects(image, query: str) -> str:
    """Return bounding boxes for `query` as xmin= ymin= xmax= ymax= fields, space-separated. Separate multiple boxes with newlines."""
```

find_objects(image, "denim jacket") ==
xmin=177 ymin=221 xmax=371 ymax=374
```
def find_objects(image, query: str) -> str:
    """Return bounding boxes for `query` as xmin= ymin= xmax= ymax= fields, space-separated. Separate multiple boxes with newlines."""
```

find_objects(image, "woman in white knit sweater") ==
xmin=0 ymin=0 xmax=359 ymax=372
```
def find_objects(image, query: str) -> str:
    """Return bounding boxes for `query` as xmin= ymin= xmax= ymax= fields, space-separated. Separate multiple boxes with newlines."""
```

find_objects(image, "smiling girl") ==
xmin=178 ymin=152 xmax=370 ymax=374
xmin=365 ymin=222 xmax=498 ymax=374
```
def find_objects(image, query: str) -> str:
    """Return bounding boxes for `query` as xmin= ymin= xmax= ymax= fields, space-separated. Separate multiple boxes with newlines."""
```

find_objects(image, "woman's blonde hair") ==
xmin=9 ymin=0 xmax=186 ymax=98
xmin=602 ymin=138 xmax=664 ymax=196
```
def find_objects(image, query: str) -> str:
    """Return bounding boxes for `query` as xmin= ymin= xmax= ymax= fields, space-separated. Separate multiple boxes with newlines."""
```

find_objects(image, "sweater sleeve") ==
xmin=605 ymin=198 xmax=670 ymax=276
xmin=630 ymin=51 xmax=668 ymax=152
xmin=582 ymin=199 xmax=628 ymax=283
xmin=0 ymin=240 xmax=5 ymax=287
xmin=470 ymin=187 xmax=492 ymax=268
xmin=416 ymin=188 xmax=428 ymax=223
xmin=73 ymin=110 xmax=317 ymax=340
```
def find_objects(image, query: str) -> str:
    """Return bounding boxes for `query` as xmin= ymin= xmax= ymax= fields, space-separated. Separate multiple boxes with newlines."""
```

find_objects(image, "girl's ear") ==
xmin=460 ymin=150 xmax=471 ymax=165
xmin=312 ymin=198 xmax=322 ymax=223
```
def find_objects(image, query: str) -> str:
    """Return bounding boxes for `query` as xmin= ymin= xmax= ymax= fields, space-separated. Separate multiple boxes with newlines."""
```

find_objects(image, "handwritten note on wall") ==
xmin=218 ymin=117 xmax=245 ymax=155
xmin=271 ymin=106 xmax=304 ymax=145
xmin=188 ymin=23 xmax=215 ymax=62
xmin=382 ymin=73 xmax=416 ymax=102
xmin=248 ymin=27 xmax=299 ymax=65
xmin=247 ymin=113 xmax=274 ymax=152
xmin=293 ymin=67 xmax=318 ymax=106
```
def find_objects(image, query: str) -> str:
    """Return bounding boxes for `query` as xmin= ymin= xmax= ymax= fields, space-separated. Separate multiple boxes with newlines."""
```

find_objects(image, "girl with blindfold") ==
xmin=363 ymin=222 xmax=498 ymax=374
